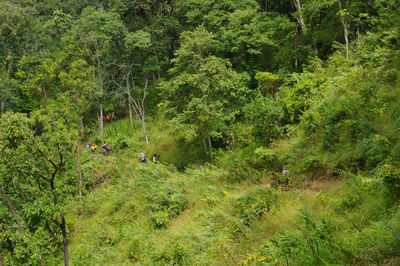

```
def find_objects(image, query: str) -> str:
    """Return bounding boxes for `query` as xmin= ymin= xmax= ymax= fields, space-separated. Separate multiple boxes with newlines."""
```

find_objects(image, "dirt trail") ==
xmin=307 ymin=179 xmax=342 ymax=192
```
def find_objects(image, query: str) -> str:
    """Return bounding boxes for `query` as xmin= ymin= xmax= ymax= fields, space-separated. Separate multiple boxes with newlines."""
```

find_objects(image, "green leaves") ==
xmin=125 ymin=30 xmax=151 ymax=50
xmin=0 ymin=100 xmax=78 ymax=264
xmin=161 ymin=27 xmax=250 ymax=137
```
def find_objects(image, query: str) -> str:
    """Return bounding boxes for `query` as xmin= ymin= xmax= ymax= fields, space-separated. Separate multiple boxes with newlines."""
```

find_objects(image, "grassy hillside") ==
xmin=63 ymin=119 xmax=400 ymax=265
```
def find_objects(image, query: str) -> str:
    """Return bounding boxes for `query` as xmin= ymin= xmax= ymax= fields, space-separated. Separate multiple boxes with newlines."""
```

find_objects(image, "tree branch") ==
xmin=45 ymin=222 xmax=63 ymax=251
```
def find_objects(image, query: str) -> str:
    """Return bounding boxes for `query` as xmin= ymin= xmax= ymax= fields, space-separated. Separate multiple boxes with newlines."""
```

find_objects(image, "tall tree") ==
xmin=60 ymin=59 xmax=95 ymax=200
xmin=73 ymin=7 xmax=127 ymax=136
xmin=0 ymin=100 xmax=78 ymax=266
xmin=161 ymin=26 xmax=250 ymax=161
xmin=337 ymin=0 xmax=349 ymax=58
xmin=293 ymin=0 xmax=307 ymax=31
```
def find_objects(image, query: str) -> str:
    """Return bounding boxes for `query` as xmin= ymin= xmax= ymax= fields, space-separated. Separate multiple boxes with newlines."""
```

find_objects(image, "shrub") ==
xmin=339 ymin=176 xmax=365 ymax=209
xmin=218 ymin=150 xmax=255 ymax=183
xmin=145 ymin=185 xmax=188 ymax=216
xmin=376 ymin=163 xmax=400 ymax=201
xmin=150 ymin=211 xmax=170 ymax=229
xmin=125 ymin=238 xmax=142 ymax=261
xmin=150 ymin=242 xmax=188 ymax=265
xmin=254 ymin=147 xmax=279 ymax=170
xmin=232 ymin=187 xmax=277 ymax=225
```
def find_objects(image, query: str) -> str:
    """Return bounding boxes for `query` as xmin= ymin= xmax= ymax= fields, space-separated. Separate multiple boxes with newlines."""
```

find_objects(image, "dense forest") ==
xmin=1 ymin=0 xmax=400 ymax=264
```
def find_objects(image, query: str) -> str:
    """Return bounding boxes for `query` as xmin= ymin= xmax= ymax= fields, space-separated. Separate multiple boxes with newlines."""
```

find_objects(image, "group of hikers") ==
xmin=86 ymin=141 xmax=289 ymax=191
xmin=102 ymin=113 xmax=115 ymax=123
xmin=86 ymin=142 xmax=111 ymax=156
xmin=139 ymin=152 xmax=159 ymax=163
xmin=86 ymin=142 xmax=159 ymax=163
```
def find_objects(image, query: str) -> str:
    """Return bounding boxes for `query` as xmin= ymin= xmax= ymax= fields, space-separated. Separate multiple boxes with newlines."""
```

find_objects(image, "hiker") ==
xmin=140 ymin=152 xmax=147 ymax=163
xmin=103 ymin=113 xmax=114 ymax=123
xmin=102 ymin=143 xmax=111 ymax=156
xmin=281 ymin=167 xmax=290 ymax=191
xmin=86 ymin=142 xmax=97 ymax=152
xmin=199 ymin=164 xmax=204 ymax=171
xmin=152 ymin=153 xmax=159 ymax=163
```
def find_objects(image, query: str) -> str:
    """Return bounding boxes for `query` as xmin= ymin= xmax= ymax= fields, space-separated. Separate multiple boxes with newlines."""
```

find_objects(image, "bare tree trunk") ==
xmin=127 ymin=79 xmax=133 ymax=127
xmin=1 ymin=101 xmax=4 ymax=114
xmin=0 ymin=185 xmax=24 ymax=234
xmin=207 ymin=125 xmax=213 ymax=163
xmin=141 ymin=119 xmax=149 ymax=145
xmin=99 ymin=104 xmax=103 ymax=136
xmin=293 ymin=0 xmax=306 ymax=31
xmin=338 ymin=0 xmax=349 ymax=59
xmin=202 ymin=136 xmax=207 ymax=156
xmin=295 ymin=25 xmax=299 ymax=69
xmin=128 ymin=99 xmax=133 ymax=127
xmin=152 ymin=72 xmax=156 ymax=84
xmin=156 ymin=57 xmax=161 ymax=79
xmin=313 ymin=40 xmax=319 ymax=56
xmin=60 ymin=211 xmax=69 ymax=266
xmin=357 ymin=27 xmax=360 ymax=43
xmin=264 ymin=0 xmax=269 ymax=13
xmin=77 ymin=118 xmax=83 ymax=201
xmin=230 ymin=127 xmax=235 ymax=151
xmin=114 ymin=67 xmax=148 ymax=143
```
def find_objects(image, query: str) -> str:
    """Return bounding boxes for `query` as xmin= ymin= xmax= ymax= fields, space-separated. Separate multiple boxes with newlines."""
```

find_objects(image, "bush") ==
xmin=150 ymin=211 xmax=170 ymax=229
xmin=150 ymin=242 xmax=188 ymax=265
xmin=350 ymin=210 xmax=400 ymax=264
xmin=145 ymin=185 xmax=188 ymax=216
xmin=125 ymin=238 xmax=142 ymax=261
xmin=376 ymin=163 xmax=400 ymax=201
xmin=232 ymin=187 xmax=277 ymax=225
xmin=339 ymin=176 xmax=365 ymax=209
xmin=218 ymin=149 xmax=256 ymax=183
xmin=254 ymin=147 xmax=279 ymax=170
xmin=362 ymin=135 xmax=390 ymax=170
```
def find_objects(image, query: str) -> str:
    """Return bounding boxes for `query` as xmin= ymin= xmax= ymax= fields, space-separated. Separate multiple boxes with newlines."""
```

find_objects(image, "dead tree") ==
xmin=338 ymin=0 xmax=349 ymax=59
xmin=113 ymin=64 xmax=149 ymax=145
xmin=293 ymin=0 xmax=307 ymax=32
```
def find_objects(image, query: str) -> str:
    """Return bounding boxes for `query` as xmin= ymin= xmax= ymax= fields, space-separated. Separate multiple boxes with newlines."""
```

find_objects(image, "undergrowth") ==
xmin=63 ymin=118 xmax=400 ymax=265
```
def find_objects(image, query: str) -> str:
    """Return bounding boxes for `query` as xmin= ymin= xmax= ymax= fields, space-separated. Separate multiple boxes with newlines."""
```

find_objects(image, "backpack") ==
xmin=103 ymin=144 xmax=111 ymax=151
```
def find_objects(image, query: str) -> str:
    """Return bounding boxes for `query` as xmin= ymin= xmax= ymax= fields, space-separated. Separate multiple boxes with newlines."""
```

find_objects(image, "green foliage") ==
xmin=254 ymin=147 xmax=279 ymax=170
xmin=0 ymin=99 xmax=78 ymax=264
xmin=244 ymin=95 xmax=283 ymax=146
xmin=232 ymin=187 xmax=277 ymax=225
xmin=161 ymin=25 xmax=250 ymax=157
xmin=376 ymin=163 xmax=400 ymax=201
xmin=338 ymin=176 xmax=365 ymax=209
xmin=150 ymin=241 xmax=188 ymax=265
xmin=0 ymin=74 xmax=22 ymax=113
xmin=135 ymin=165 xmax=188 ymax=228
xmin=2 ymin=0 xmax=400 ymax=264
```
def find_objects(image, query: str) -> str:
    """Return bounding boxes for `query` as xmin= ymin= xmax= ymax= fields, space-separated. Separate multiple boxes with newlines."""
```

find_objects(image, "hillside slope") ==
xmin=64 ymin=120 xmax=400 ymax=265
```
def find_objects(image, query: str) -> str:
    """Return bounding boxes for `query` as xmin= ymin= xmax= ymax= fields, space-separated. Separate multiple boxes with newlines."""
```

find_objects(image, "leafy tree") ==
xmin=161 ymin=26 xmax=250 ymax=161
xmin=72 ymin=7 xmax=128 ymax=136
xmin=244 ymin=95 xmax=283 ymax=146
xmin=0 ymin=100 xmax=78 ymax=265
xmin=0 ymin=1 xmax=52 ymax=74
xmin=0 ymin=74 xmax=21 ymax=114
xmin=60 ymin=59 xmax=96 ymax=200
